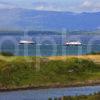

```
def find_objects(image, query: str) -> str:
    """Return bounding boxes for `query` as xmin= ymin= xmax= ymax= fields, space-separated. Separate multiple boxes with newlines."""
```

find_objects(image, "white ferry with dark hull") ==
xmin=19 ymin=40 xmax=35 ymax=45
xmin=65 ymin=41 xmax=82 ymax=46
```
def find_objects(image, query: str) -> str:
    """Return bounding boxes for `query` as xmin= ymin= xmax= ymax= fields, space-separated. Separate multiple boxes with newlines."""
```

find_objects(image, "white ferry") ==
xmin=19 ymin=40 xmax=35 ymax=44
xmin=65 ymin=41 xmax=82 ymax=46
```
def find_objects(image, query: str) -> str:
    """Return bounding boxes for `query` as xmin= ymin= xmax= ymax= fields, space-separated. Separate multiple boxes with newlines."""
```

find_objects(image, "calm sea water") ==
xmin=0 ymin=86 xmax=100 ymax=100
xmin=0 ymin=34 xmax=100 ymax=56
xmin=0 ymin=33 xmax=100 ymax=100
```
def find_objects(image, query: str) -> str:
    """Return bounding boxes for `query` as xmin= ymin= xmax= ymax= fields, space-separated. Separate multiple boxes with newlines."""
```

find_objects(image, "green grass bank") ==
xmin=0 ymin=55 xmax=99 ymax=90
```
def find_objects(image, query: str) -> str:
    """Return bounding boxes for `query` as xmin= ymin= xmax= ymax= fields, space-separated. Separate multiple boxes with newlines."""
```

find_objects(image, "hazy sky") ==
xmin=0 ymin=0 xmax=100 ymax=12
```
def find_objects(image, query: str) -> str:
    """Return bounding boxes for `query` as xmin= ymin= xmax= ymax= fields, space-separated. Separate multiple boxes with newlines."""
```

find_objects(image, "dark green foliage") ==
xmin=48 ymin=92 xmax=100 ymax=100
xmin=48 ymin=98 xmax=52 ymax=100
xmin=0 ymin=52 xmax=14 ymax=56
xmin=87 ymin=51 xmax=100 ymax=55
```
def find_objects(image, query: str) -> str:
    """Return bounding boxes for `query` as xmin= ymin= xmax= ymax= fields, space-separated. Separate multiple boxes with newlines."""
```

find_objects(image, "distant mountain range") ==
xmin=0 ymin=8 xmax=100 ymax=31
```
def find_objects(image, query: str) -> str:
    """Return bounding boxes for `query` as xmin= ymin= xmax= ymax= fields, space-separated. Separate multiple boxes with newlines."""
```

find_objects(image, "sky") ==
xmin=0 ymin=0 xmax=100 ymax=12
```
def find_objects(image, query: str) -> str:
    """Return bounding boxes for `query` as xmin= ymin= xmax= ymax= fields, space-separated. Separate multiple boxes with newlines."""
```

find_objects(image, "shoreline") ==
xmin=0 ymin=81 xmax=100 ymax=92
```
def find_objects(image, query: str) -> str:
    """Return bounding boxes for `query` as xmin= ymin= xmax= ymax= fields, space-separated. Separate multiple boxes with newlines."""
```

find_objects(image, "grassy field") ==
xmin=48 ymin=55 xmax=100 ymax=64
xmin=0 ymin=55 xmax=99 ymax=90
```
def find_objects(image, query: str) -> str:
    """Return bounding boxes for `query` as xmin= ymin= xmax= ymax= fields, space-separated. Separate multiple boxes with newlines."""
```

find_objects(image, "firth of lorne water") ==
xmin=0 ymin=33 xmax=100 ymax=100
xmin=0 ymin=86 xmax=100 ymax=100
xmin=0 ymin=34 xmax=100 ymax=56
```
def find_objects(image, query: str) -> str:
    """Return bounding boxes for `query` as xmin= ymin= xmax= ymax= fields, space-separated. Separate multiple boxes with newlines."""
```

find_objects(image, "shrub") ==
xmin=0 ymin=52 xmax=14 ymax=56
